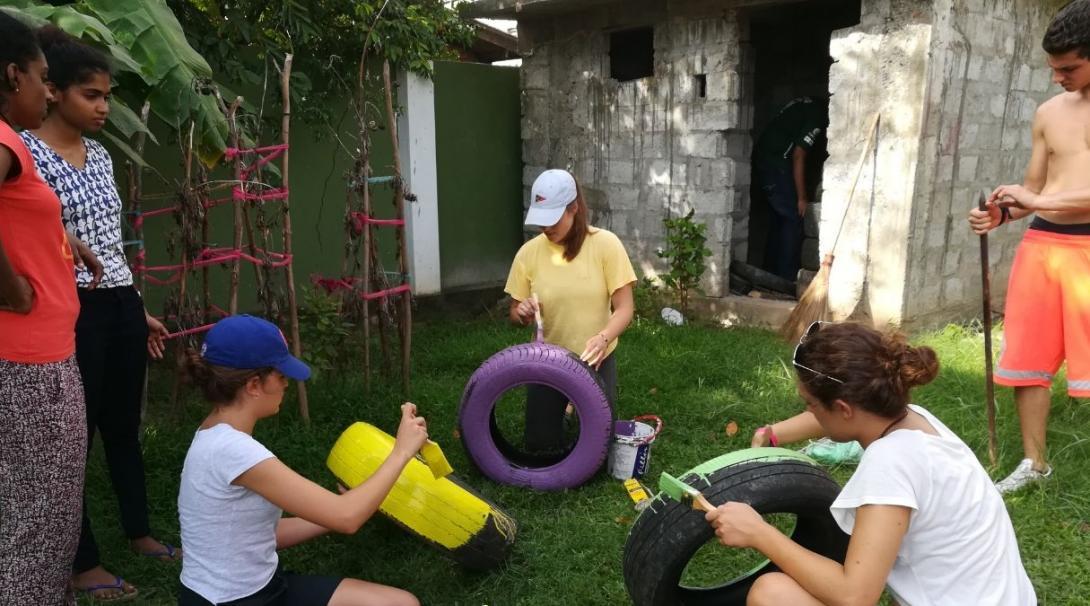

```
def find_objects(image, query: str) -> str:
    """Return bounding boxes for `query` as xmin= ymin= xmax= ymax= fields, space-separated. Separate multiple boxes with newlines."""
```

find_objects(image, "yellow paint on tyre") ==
xmin=327 ymin=422 xmax=515 ymax=557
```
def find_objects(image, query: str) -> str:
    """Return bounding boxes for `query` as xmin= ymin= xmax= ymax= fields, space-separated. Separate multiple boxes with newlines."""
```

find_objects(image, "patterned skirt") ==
xmin=0 ymin=356 xmax=86 ymax=606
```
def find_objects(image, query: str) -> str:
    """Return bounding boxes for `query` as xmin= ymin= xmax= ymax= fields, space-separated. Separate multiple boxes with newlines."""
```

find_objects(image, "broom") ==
xmin=782 ymin=114 xmax=881 ymax=342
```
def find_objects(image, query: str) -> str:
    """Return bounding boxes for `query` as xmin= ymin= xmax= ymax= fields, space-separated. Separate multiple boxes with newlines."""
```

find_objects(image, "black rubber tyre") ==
xmin=729 ymin=260 xmax=797 ymax=293
xmin=623 ymin=459 xmax=849 ymax=606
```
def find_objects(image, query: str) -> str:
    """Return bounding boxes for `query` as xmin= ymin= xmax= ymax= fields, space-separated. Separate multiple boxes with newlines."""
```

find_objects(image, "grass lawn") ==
xmin=81 ymin=311 xmax=1090 ymax=605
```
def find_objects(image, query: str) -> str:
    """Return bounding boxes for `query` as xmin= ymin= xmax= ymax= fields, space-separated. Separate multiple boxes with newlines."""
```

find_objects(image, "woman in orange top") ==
xmin=0 ymin=13 xmax=86 ymax=606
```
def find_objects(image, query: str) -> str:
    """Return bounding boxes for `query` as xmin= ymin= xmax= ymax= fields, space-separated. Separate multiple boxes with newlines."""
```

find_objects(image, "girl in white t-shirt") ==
xmin=706 ymin=321 xmax=1036 ymax=606
xmin=177 ymin=315 xmax=425 ymax=606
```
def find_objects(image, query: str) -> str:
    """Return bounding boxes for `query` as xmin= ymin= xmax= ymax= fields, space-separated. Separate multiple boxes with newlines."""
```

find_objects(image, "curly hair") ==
xmin=1043 ymin=0 xmax=1090 ymax=59
xmin=794 ymin=322 xmax=940 ymax=419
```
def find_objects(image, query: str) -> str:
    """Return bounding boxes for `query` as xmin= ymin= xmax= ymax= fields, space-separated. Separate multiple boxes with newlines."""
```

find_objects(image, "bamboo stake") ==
xmin=361 ymin=138 xmax=373 ymax=392
xmin=280 ymin=54 xmax=310 ymax=423
xmin=172 ymin=123 xmax=196 ymax=408
xmin=128 ymin=101 xmax=150 ymax=299
xmin=128 ymin=101 xmax=150 ymax=414
xmin=382 ymin=60 xmax=412 ymax=396
xmin=213 ymin=91 xmax=265 ymax=303
xmin=227 ymin=100 xmax=244 ymax=315
xmin=199 ymin=163 xmax=211 ymax=322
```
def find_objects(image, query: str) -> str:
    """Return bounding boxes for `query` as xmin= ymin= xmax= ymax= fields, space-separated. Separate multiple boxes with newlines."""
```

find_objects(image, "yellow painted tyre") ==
xmin=327 ymin=422 xmax=517 ymax=570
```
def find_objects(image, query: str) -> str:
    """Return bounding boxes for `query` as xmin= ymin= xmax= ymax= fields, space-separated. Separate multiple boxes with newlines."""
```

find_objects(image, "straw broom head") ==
xmin=779 ymin=114 xmax=881 ymax=343
xmin=781 ymin=254 xmax=832 ymax=342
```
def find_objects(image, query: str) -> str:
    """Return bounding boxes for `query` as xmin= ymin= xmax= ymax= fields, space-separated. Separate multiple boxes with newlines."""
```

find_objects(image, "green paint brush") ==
xmin=659 ymin=471 xmax=715 ymax=513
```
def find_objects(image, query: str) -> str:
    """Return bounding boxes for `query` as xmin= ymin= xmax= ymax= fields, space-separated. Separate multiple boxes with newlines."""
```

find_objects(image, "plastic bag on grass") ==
xmin=801 ymin=438 xmax=864 ymax=466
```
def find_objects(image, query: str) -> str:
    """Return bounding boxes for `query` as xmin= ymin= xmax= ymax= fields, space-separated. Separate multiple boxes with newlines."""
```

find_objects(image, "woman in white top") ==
xmin=177 ymin=315 xmax=424 ymax=606
xmin=706 ymin=321 xmax=1036 ymax=606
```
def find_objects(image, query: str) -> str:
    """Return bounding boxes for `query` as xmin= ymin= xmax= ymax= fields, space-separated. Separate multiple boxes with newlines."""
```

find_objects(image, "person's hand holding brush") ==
xmin=510 ymin=296 xmax=540 ymax=326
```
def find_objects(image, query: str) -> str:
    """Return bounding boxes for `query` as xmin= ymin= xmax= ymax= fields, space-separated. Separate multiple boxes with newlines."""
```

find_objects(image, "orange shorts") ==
xmin=996 ymin=229 xmax=1090 ymax=397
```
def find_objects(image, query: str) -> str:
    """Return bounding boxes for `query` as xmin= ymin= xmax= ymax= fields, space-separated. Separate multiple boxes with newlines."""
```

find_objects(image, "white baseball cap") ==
xmin=525 ymin=169 xmax=577 ymax=227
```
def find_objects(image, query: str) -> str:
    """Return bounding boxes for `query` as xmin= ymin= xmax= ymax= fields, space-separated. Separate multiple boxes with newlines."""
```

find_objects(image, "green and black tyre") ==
xmin=622 ymin=448 xmax=849 ymax=606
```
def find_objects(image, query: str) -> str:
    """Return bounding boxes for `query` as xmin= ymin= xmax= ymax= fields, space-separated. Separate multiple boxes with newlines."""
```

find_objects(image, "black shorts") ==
xmin=178 ymin=568 xmax=343 ymax=606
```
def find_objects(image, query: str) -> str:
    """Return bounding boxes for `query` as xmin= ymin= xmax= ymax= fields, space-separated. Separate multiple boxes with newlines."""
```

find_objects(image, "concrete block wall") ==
xmin=824 ymin=0 xmax=1061 ymax=328
xmin=824 ymin=0 xmax=933 ymax=326
xmin=517 ymin=0 xmax=751 ymax=296
xmin=903 ymin=0 xmax=1062 ymax=327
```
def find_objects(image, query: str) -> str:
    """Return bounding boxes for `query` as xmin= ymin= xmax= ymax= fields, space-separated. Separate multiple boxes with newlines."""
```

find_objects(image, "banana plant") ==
xmin=0 ymin=0 xmax=228 ymax=167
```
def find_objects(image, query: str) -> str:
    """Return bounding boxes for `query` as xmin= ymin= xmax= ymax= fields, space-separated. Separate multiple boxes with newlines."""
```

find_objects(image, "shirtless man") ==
xmin=969 ymin=0 xmax=1090 ymax=494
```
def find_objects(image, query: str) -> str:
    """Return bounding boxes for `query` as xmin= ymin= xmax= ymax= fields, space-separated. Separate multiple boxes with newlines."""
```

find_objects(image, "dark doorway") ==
xmin=741 ymin=0 xmax=861 ymax=294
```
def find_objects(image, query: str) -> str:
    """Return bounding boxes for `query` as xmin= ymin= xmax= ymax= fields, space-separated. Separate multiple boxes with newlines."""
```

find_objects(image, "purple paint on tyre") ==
xmin=458 ymin=342 xmax=614 ymax=490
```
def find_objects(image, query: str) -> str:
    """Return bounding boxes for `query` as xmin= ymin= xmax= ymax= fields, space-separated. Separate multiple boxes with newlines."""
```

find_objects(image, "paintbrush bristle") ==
xmin=659 ymin=471 xmax=699 ymax=501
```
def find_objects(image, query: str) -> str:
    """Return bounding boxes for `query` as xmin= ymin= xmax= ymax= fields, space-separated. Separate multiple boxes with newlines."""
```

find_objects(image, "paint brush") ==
xmin=406 ymin=404 xmax=454 ymax=479
xmin=531 ymin=292 xmax=544 ymax=342
xmin=659 ymin=471 xmax=716 ymax=513
xmin=418 ymin=440 xmax=454 ymax=479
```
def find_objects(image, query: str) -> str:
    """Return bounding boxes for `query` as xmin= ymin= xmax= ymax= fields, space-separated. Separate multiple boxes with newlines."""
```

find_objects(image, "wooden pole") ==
xmin=280 ymin=54 xmax=310 ymax=423
xmin=227 ymin=100 xmax=244 ymax=315
xmin=127 ymin=101 xmax=150 ymax=299
xmin=127 ymin=101 xmax=150 ymax=413
xmin=172 ymin=123 xmax=196 ymax=408
xmin=199 ymin=163 xmax=211 ymax=322
xmin=382 ymin=60 xmax=412 ymax=396
xmin=979 ymin=190 xmax=998 ymax=467
xmin=361 ymin=140 xmax=373 ymax=392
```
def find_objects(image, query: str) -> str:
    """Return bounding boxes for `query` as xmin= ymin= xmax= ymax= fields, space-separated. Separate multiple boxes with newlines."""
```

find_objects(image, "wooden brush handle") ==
xmin=694 ymin=493 xmax=716 ymax=513
xmin=531 ymin=292 xmax=544 ymax=342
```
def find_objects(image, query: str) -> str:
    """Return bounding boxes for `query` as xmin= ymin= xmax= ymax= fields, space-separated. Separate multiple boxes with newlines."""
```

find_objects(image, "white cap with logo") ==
xmin=525 ymin=169 xmax=577 ymax=227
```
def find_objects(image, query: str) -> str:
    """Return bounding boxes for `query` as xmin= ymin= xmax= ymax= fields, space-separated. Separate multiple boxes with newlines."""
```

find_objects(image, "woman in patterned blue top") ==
xmin=21 ymin=27 xmax=174 ymax=602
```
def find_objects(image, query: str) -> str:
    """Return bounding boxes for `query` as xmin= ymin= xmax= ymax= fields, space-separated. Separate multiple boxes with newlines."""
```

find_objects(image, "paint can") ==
xmin=608 ymin=415 xmax=663 ymax=480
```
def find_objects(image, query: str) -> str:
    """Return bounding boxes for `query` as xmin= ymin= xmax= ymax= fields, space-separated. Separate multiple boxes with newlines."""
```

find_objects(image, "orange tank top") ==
xmin=0 ymin=121 xmax=79 ymax=363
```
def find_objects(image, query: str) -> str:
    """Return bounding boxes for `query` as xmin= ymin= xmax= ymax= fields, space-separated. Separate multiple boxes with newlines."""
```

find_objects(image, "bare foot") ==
xmin=130 ymin=535 xmax=182 ymax=562
xmin=72 ymin=566 xmax=138 ymax=601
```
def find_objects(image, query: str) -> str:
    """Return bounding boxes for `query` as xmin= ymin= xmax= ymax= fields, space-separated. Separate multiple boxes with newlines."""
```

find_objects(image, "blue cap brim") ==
xmin=275 ymin=355 xmax=311 ymax=381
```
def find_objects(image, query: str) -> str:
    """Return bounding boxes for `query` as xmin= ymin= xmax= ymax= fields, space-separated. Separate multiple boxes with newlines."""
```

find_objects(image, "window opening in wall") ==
xmin=610 ymin=27 xmax=654 ymax=82
xmin=695 ymin=74 xmax=707 ymax=99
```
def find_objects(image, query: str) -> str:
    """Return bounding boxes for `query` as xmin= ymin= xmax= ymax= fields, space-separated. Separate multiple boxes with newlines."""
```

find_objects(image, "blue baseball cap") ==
xmin=200 ymin=315 xmax=311 ymax=380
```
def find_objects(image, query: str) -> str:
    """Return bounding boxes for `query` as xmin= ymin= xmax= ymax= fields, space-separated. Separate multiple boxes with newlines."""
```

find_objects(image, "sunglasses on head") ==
xmin=792 ymin=321 xmax=845 ymax=384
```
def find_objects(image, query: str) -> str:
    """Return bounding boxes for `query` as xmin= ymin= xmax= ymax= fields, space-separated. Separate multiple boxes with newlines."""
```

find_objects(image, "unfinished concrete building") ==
xmin=465 ymin=0 xmax=1064 ymax=328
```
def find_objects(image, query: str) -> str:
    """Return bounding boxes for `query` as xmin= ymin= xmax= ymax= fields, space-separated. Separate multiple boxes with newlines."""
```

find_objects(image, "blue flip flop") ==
xmin=139 ymin=542 xmax=181 ymax=561
xmin=80 ymin=576 xmax=139 ymax=602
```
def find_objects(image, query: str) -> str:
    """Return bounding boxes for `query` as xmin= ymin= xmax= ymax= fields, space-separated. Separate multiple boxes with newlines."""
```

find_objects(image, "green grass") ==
xmin=80 ymin=315 xmax=1090 ymax=605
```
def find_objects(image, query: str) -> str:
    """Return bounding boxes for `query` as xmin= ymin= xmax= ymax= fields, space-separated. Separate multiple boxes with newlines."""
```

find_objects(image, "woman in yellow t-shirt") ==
xmin=505 ymin=169 xmax=637 ymax=451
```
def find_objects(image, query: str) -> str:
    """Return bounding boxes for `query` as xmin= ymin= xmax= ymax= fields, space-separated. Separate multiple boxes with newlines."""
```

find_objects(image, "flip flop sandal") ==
xmin=80 ymin=576 xmax=139 ymax=603
xmin=139 ymin=542 xmax=181 ymax=561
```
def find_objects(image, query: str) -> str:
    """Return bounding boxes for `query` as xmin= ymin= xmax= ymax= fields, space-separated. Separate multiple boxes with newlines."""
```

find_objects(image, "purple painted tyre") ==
xmin=458 ymin=342 xmax=614 ymax=491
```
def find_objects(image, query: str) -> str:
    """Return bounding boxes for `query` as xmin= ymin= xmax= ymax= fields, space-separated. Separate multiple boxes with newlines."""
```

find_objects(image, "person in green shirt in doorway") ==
xmin=753 ymin=96 xmax=827 ymax=281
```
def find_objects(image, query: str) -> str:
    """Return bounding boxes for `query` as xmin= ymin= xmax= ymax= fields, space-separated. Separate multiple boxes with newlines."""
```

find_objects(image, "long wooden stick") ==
xmin=128 ymin=101 xmax=150 ymax=414
xmin=171 ymin=123 xmax=196 ymax=408
xmin=280 ymin=54 xmax=310 ymax=423
xmin=383 ymin=60 xmax=412 ymax=397
xmin=227 ymin=101 xmax=244 ymax=315
xmin=128 ymin=101 xmax=150 ymax=299
xmin=361 ymin=138 xmax=373 ymax=392
xmin=978 ymin=190 xmax=998 ymax=467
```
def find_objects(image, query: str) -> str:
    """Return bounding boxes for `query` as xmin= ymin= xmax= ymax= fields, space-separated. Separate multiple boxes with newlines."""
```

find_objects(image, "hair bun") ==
xmin=898 ymin=344 xmax=939 ymax=388
xmin=183 ymin=348 xmax=210 ymax=385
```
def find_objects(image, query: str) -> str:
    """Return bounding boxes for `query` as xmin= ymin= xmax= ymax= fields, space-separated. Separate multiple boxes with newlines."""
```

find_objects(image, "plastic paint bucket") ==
xmin=608 ymin=415 xmax=662 ymax=480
